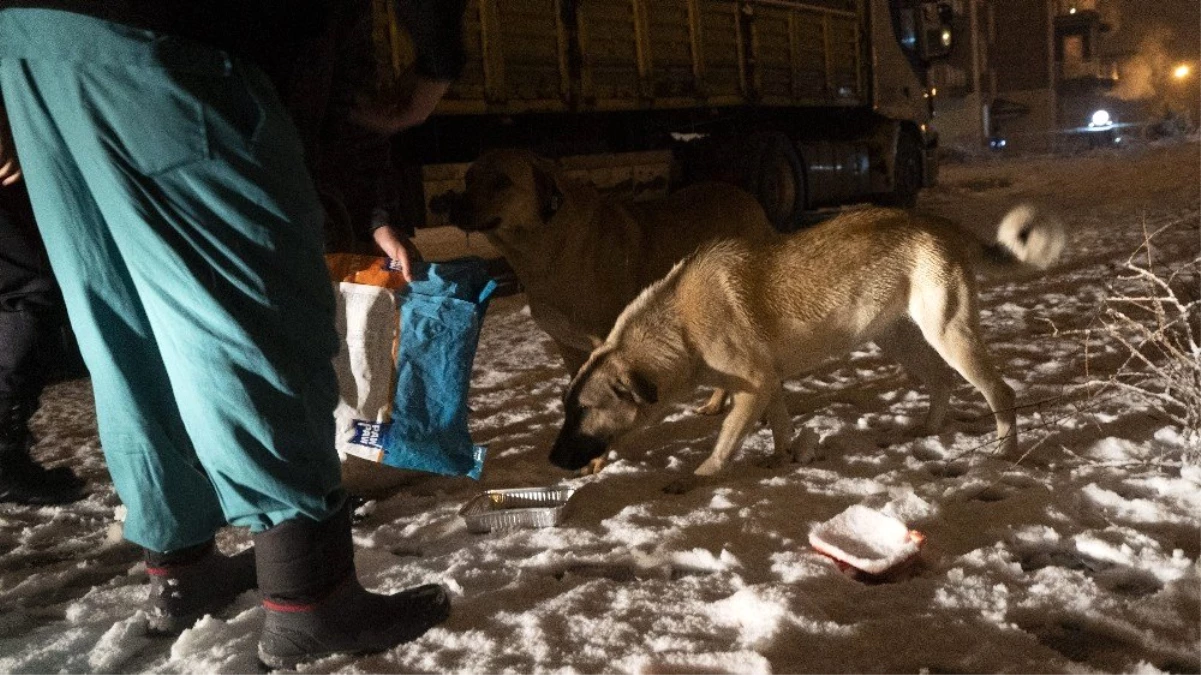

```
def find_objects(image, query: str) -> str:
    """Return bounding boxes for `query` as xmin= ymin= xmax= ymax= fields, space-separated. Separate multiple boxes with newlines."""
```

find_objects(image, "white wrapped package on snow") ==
xmin=808 ymin=505 xmax=924 ymax=575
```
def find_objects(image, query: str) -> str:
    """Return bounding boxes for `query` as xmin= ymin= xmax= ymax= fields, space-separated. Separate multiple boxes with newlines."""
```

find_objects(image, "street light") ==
xmin=1174 ymin=64 xmax=1192 ymax=80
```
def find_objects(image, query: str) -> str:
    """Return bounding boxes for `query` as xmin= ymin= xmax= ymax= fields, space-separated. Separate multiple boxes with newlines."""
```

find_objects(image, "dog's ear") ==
xmin=613 ymin=369 xmax=658 ymax=405
xmin=531 ymin=158 xmax=564 ymax=223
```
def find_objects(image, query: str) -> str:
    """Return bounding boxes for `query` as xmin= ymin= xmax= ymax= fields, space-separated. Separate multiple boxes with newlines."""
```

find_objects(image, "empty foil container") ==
xmin=460 ymin=486 xmax=577 ymax=534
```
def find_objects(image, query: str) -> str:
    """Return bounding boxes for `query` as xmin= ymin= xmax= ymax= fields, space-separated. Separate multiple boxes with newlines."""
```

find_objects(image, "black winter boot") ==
xmin=0 ymin=399 xmax=83 ymax=505
xmin=0 ymin=302 xmax=83 ymax=505
xmin=255 ymin=504 xmax=450 ymax=670
xmin=145 ymin=540 xmax=258 ymax=635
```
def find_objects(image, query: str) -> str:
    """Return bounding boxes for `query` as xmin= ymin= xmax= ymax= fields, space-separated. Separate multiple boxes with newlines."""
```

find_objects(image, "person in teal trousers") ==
xmin=0 ymin=3 xmax=459 ymax=668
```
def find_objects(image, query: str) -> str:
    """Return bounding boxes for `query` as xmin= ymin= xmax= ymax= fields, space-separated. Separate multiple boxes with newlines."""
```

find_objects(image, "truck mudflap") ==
xmin=923 ymin=127 xmax=940 ymax=187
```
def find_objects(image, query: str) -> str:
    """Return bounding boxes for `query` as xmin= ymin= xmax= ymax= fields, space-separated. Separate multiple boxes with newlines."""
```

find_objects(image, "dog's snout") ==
xmin=549 ymin=430 xmax=608 ymax=471
xmin=447 ymin=199 xmax=503 ymax=234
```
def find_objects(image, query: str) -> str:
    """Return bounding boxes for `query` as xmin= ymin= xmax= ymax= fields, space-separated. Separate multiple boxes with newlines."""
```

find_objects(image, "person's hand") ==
xmin=373 ymin=224 xmax=422 ymax=282
xmin=0 ymin=106 xmax=22 ymax=186
xmin=348 ymin=77 xmax=452 ymax=135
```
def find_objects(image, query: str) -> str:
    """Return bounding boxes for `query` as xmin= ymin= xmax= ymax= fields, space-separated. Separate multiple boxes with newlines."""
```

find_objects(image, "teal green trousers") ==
xmin=0 ymin=9 xmax=345 ymax=551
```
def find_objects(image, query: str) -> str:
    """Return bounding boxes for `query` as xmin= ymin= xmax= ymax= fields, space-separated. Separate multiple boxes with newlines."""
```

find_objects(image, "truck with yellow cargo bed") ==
xmin=373 ymin=0 xmax=954 ymax=231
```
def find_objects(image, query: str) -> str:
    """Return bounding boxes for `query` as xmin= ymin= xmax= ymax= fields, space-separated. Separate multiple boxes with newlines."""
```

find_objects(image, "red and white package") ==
xmin=809 ymin=505 xmax=925 ymax=576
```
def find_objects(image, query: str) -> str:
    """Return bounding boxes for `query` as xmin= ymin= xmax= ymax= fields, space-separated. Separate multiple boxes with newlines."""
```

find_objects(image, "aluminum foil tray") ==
xmin=460 ymin=486 xmax=576 ymax=534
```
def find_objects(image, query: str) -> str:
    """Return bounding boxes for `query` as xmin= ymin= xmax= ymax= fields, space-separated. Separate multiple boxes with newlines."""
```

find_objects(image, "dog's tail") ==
xmin=979 ymin=203 xmax=1066 ymax=276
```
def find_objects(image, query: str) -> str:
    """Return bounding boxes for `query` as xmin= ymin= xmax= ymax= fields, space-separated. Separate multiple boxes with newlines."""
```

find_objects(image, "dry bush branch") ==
xmin=1082 ymin=214 xmax=1201 ymax=455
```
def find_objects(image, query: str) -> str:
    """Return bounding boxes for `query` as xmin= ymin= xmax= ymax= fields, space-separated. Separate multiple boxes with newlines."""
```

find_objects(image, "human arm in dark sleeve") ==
xmin=336 ymin=0 xmax=469 ymax=276
xmin=319 ymin=115 xmax=422 ymax=278
xmin=0 ymin=95 xmax=23 ymax=187
xmin=347 ymin=0 xmax=468 ymax=134
xmin=314 ymin=1 xmax=416 ymax=270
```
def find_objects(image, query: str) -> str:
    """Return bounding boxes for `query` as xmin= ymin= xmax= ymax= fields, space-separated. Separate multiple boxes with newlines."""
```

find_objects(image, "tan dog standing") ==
xmin=548 ymin=205 xmax=1065 ymax=490
xmin=455 ymin=149 xmax=778 ymax=384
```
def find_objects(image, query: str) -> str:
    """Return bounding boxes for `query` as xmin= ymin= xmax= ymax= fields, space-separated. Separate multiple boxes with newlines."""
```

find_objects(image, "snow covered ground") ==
xmin=2 ymin=140 xmax=1199 ymax=674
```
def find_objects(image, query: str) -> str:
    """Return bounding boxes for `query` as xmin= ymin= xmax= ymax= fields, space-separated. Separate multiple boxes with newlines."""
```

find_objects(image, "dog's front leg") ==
xmin=755 ymin=386 xmax=799 ymax=468
xmin=665 ymin=390 xmax=769 ymax=494
xmin=694 ymin=389 xmax=772 ymax=477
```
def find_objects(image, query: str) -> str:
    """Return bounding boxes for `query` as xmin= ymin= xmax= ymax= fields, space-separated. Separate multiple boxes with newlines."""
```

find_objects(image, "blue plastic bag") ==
xmin=380 ymin=258 xmax=496 ymax=478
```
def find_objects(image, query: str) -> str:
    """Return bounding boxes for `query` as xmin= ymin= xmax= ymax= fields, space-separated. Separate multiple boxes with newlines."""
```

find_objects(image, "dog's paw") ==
xmin=577 ymin=456 xmax=608 ymax=476
xmin=693 ymin=457 xmax=726 ymax=476
xmin=663 ymin=476 xmax=700 ymax=494
xmin=694 ymin=394 xmax=729 ymax=416
xmin=996 ymin=434 xmax=1025 ymax=464
xmin=983 ymin=433 xmax=1047 ymax=469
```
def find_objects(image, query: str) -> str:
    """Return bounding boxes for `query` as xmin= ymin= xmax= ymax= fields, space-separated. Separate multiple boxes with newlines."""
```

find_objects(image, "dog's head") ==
xmin=549 ymin=346 xmax=660 ymax=471
xmin=454 ymin=149 xmax=565 ymax=236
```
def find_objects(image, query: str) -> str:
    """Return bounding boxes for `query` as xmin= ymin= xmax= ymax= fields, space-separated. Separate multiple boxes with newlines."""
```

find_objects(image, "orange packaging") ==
xmin=325 ymin=253 xmax=409 ymax=290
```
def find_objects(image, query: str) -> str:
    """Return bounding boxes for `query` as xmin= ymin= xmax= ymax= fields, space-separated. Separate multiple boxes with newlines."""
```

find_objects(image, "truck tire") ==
xmin=880 ymin=128 xmax=923 ymax=208
xmin=674 ymin=132 xmax=806 ymax=232
xmin=751 ymin=133 xmax=807 ymax=232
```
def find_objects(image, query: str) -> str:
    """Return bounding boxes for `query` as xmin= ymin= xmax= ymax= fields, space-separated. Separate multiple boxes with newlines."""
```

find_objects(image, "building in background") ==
xmin=931 ymin=0 xmax=1197 ymax=153
xmin=925 ymin=0 xmax=990 ymax=150
xmin=1053 ymin=0 xmax=1120 ymax=140
xmin=930 ymin=0 xmax=1059 ymax=152
xmin=992 ymin=0 xmax=1060 ymax=150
